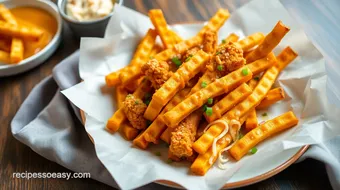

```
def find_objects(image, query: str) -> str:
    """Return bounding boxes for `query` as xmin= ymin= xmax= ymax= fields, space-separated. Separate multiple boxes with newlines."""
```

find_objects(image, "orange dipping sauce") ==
xmin=10 ymin=7 xmax=58 ymax=59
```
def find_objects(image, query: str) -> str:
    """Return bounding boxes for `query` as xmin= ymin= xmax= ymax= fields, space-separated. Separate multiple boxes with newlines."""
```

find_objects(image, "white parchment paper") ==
xmin=62 ymin=0 xmax=340 ymax=189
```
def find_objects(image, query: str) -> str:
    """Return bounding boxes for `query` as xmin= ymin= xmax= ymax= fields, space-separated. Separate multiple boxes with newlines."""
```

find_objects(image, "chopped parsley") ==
xmin=172 ymin=56 xmax=182 ymax=67
xmin=254 ymin=76 xmax=260 ymax=81
xmin=144 ymin=99 xmax=150 ymax=105
xmin=202 ymin=104 xmax=208 ymax=112
xmin=262 ymin=112 xmax=268 ymax=117
xmin=250 ymin=147 xmax=258 ymax=154
xmin=134 ymin=100 xmax=139 ymax=105
xmin=215 ymin=51 xmax=221 ymax=55
xmin=221 ymin=39 xmax=226 ymax=44
xmin=217 ymin=64 xmax=224 ymax=71
xmin=207 ymin=98 xmax=213 ymax=105
xmin=149 ymin=56 xmax=154 ymax=59
xmin=205 ymin=107 xmax=213 ymax=116
xmin=242 ymin=68 xmax=249 ymax=76
xmin=185 ymin=54 xmax=193 ymax=62
xmin=201 ymin=81 xmax=207 ymax=88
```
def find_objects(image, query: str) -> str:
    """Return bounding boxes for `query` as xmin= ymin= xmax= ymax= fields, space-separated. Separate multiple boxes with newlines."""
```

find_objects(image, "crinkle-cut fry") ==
xmin=247 ymin=52 xmax=276 ymax=75
xmin=229 ymin=111 xmax=298 ymax=160
xmin=149 ymin=9 xmax=176 ymax=49
xmin=124 ymin=77 xmax=143 ymax=92
xmin=224 ymin=33 xmax=239 ymax=43
xmin=257 ymin=87 xmax=285 ymax=109
xmin=246 ymin=21 xmax=290 ymax=63
xmin=115 ymin=86 xmax=128 ymax=108
xmin=243 ymin=79 xmax=259 ymax=130
xmin=0 ymin=5 xmax=25 ymax=63
xmin=143 ymin=88 xmax=191 ymax=144
xmin=144 ymin=50 xmax=210 ymax=121
xmin=190 ymin=115 xmax=247 ymax=175
xmin=0 ymin=20 xmax=43 ymax=41
xmin=198 ymin=9 xmax=230 ymax=36
xmin=276 ymin=46 xmax=298 ymax=71
xmin=163 ymin=66 xmax=253 ymax=128
xmin=141 ymin=8 xmax=229 ymax=63
xmin=105 ymin=29 xmax=157 ymax=87
xmin=193 ymin=65 xmax=279 ymax=154
xmin=235 ymin=32 xmax=265 ymax=51
xmin=0 ymin=38 xmax=10 ymax=52
xmin=0 ymin=50 xmax=10 ymax=63
xmin=10 ymin=38 xmax=24 ymax=63
xmin=196 ymin=121 xmax=208 ymax=139
xmin=160 ymin=127 xmax=173 ymax=144
xmin=106 ymin=79 xmax=152 ymax=132
xmin=132 ymin=131 xmax=149 ymax=149
xmin=245 ymin=109 xmax=258 ymax=131
xmin=169 ymin=30 xmax=183 ymax=43
xmin=149 ymin=44 xmax=163 ymax=57
xmin=0 ymin=4 xmax=17 ymax=25
xmin=248 ymin=78 xmax=259 ymax=90
xmin=191 ymin=133 xmax=232 ymax=175
xmin=205 ymin=83 xmax=252 ymax=123
xmin=121 ymin=122 xmax=139 ymax=140
xmin=190 ymin=71 xmax=216 ymax=95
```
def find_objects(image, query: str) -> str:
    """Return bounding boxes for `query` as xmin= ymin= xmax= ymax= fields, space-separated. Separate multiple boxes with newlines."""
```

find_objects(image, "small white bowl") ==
xmin=0 ymin=0 xmax=62 ymax=77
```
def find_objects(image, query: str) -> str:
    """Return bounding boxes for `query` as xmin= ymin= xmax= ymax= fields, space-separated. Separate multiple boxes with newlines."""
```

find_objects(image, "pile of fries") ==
xmin=104 ymin=8 xmax=299 ymax=175
xmin=0 ymin=4 xmax=44 ymax=64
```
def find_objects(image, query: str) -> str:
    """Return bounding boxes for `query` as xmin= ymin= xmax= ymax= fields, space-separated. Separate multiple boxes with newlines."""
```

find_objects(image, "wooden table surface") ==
xmin=0 ymin=0 xmax=333 ymax=189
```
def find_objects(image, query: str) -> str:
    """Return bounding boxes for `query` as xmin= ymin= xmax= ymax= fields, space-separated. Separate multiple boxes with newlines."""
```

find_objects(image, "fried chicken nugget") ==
xmin=122 ymin=95 xmax=148 ymax=130
xmin=202 ymin=30 xmax=217 ymax=54
xmin=169 ymin=110 xmax=202 ymax=158
xmin=141 ymin=59 xmax=172 ymax=89
xmin=212 ymin=42 xmax=246 ymax=77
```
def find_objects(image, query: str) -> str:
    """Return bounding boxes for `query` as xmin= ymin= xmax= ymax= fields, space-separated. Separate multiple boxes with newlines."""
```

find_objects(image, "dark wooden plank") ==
xmin=0 ymin=0 xmax=332 ymax=190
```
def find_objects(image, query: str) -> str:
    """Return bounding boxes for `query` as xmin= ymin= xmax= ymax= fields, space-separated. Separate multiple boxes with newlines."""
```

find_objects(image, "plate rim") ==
xmin=80 ymin=110 xmax=309 ymax=189
xmin=78 ymin=20 xmax=309 ymax=189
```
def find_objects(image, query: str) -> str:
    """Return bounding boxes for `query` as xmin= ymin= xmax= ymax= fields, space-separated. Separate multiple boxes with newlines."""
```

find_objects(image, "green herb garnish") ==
xmin=217 ymin=64 xmax=224 ymax=71
xmin=144 ymin=99 xmax=150 ymax=105
xmin=254 ymin=76 xmax=260 ymax=81
xmin=185 ymin=54 xmax=193 ymax=62
xmin=155 ymin=152 xmax=161 ymax=156
xmin=250 ymin=147 xmax=258 ymax=154
xmin=167 ymin=159 xmax=173 ymax=164
xmin=205 ymin=107 xmax=213 ymax=116
xmin=221 ymin=39 xmax=226 ymax=44
xmin=172 ymin=57 xmax=182 ymax=67
xmin=149 ymin=56 xmax=154 ymax=59
xmin=207 ymin=98 xmax=213 ymax=105
xmin=201 ymin=81 xmax=207 ymax=88
xmin=215 ymin=51 xmax=221 ymax=55
xmin=242 ymin=68 xmax=249 ymax=76
xmin=262 ymin=113 xmax=268 ymax=117
xmin=202 ymin=104 xmax=208 ymax=112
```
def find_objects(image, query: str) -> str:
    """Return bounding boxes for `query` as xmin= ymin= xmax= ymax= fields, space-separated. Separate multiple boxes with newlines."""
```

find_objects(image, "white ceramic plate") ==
xmin=0 ymin=0 xmax=62 ymax=77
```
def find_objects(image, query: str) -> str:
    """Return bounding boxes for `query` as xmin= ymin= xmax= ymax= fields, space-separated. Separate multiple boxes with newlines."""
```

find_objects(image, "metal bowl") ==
xmin=0 ymin=0 xmax=62 ymax=77
xmin=57 ymin=0 xmax=123 ymax=38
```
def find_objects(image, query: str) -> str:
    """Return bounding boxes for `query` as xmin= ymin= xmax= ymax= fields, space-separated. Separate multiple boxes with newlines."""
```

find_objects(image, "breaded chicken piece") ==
xmin=214 ymin=42 xmax=246 ymax=77
xmin=122 ymin=95 xmax=147 ymax=130
xmin=169 ymin=111 xmax=202 ymax=158
xmin=141 ymin=59 xmax=172 ymax=89
xmin=182 ymin=46 xmax=200 ymax=62
xmin=202 ymin=30 xmax=217 ymax=54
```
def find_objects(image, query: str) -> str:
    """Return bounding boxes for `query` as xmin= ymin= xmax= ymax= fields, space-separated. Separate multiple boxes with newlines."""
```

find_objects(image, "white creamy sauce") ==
xmin=66 ymin=0 xmax=114 ymax=21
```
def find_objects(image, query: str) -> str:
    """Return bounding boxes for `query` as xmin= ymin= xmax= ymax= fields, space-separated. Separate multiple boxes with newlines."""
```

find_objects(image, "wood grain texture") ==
xmin=0 ymin=0 xmax=332 ymax=190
